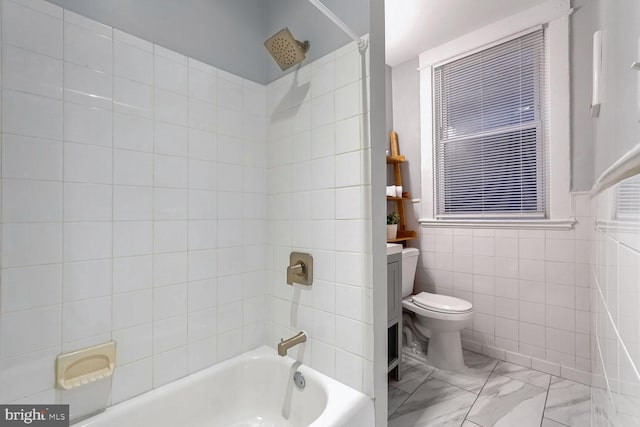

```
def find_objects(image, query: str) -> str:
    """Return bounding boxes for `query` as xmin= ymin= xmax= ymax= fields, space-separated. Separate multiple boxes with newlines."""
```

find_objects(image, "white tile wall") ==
xmin=415 ymin=193 xmax=593 ymax=379
xmin=0 ymin=0 xmax=267 ymax=410
xmin=266 ymin=39 xmax=374 ymax=395
xmin=591 ymin=178 xmax=640 ymax=425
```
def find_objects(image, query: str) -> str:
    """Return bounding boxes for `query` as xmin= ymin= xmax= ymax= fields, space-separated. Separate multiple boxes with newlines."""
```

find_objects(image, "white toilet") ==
xmin=401 ymin=248 xmax=474 ymax=372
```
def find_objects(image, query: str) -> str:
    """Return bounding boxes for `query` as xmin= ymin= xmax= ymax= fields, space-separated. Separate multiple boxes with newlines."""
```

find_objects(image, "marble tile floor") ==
xmin=389 ymin=350 xmax=591 ymax=427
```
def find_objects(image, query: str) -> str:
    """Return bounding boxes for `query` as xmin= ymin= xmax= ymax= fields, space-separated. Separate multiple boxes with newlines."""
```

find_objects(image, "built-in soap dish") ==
xmin=55 ymin=341 xmax=116 ymax=390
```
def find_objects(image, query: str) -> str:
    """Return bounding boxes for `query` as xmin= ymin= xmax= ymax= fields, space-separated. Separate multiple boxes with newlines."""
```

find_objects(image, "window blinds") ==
xmin=433 ymin=29 xmax=547 ymax=218
xmin=615 ymin=175 xmax=640 ymax=221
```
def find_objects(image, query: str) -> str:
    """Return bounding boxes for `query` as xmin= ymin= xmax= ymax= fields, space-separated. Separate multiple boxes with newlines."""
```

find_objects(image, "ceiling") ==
xmin=385 ymin=0 xmax=548 ymax=67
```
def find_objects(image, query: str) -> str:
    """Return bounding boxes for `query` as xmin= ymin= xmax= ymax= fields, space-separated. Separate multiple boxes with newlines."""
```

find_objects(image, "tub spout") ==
xmin=278 ymin=331 xmax=307 ymax=356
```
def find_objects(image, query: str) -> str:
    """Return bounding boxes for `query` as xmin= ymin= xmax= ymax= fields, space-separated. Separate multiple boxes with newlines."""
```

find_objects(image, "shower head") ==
xmin=264 ymin=28 xmax=310 ymax=71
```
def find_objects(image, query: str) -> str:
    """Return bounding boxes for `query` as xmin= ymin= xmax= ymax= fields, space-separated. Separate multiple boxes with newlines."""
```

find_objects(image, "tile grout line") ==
xmin=460 ymin=358 xmax=499 ymax=426
xmin=539 ymin=375 xmax=552 ymax=427
xmin=387 ymin=360 xmax=435 ymax=419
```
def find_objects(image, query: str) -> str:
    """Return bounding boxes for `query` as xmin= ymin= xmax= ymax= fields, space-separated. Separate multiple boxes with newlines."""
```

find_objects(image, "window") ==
xmin=615 ymin=175 xmax=640 ymax=221
xmin=433 ymin=29 xmax=547 ymax=219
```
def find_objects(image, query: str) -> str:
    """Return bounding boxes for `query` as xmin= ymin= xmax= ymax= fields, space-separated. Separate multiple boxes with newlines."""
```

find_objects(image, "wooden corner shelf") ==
xmin=386 ymin=155 xmax=406 ymax=164
xmin=387 ymin=131 xmax=416 ymax=245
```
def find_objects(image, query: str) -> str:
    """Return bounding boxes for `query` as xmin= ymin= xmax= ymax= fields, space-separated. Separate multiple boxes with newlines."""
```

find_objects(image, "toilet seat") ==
xmin=411 ymin=292 xmax=472 ymax=314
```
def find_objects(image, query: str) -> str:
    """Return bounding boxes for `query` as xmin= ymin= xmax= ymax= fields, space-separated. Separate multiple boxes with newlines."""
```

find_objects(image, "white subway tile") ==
xmin=495 ymin=297 xmax=518 ymax=320
xmin=2 ymin=223 xmax=62 ymax=267
xmin=494 ymin=277 xmax=518 ymax=299
xmin=62 ymin=296 xmax=111 ymax=342
xmin=152 ymin=346 xmax=187 ymax=387
xmin=2 ymin=135 xmax=62 ymax=181
xmin=187 ymin=307 xmax=217 ymax=343
xmin=217 ymin=328 xmax=243 ymax=362
xmin=113 ymin=221 xmax=152 ymax=257
xmin=217 ymin=78 xmax=243 ymax=111
xmin=154 ymin=54 xmax=187 ymax=94
xmin=546 ymin=283 xmax=575 ymax=309
xmin=546 ymin=239 xmax=575 ymax=262
xmin=546 ymin=328 xmax=575 ymax=355
xmin=494 ymin=257 xmax=518 ymax=279
xmin=64 ymin=21 xmax=112 ymax=73
xmin=153 ymin=315 xmax=187 ymax=354
xmin=519 ymin=238 xmax=545 ymax=260
xmin=495 ymin=237 xmax=518 ymax=258
xmin=63 ymin=259 xmax=111 ymax=302
xmin=188 ymin=220 xmax=217 ymax=251
xmin=64 ymin=183 xmax=111 ymax=222
xmin=189 ymin=66 xmax=217 ymax=104
xmin=114 ymin=41 xmax=154 ymax=85
xmin=190 ymin=248 xmax=219 ymax=280
xmin=519 ymin=322 xmax=545 ymax=346
xmin=156 ymin=189 xmax=188 ymax=220
xmin=518 ymin=259 xmax=545 ymax=282
xmin=63 ymin=62 xmax=112 ymax=109
xmin=0 ymin=306 xmax=61 ymax=359
xmin=3 ymin=90 xmax=63 ymax=140
xmin=2 ymin=45 xmax=63 ymax=99
xmin=3 ymin=0 xmax=63 ymax=58
xmin=473 ymin=255 xmax=494 ymax=276
xmin=154 ymin=283 xmax=187 ymax=320
xmin=154 ymin=155 xmax=188 ymax=188
xmin=189 ymin=98 xmax=218 ymax=132
xmin=113 ymin=186 xmax=153 ymax=221
xmin=335 ymin=349 xmax=363 ymax=392
xmin=64 ymin=142 xmax=112 ymax=184
xmin=114 ymin=149 xmax=154 ymax=186
xmin=155 ymin=252 xmax=188 ymax=286
xmin=1 ymin=265 xmax=62 ymax=313
xmin=111 ymin=357 xmax=152 ymax=404
xmin=546 ymin=305 xmax=575 ymax=331
xmin=3 ymin=179 xmax=62 ymax=222
xmin=546 ymin=261 xmax=575 ymax=286
xmin=0 ymin=346 xmax=59 ymax=403
xmin=113 ymin=255 xmax=153 ymax=294
xmin=334 ymin=81 xmax=360 ymax=121
xmin=113 ymin=113 xmax=154 ymax=152
xmin=520 ymin=301 xmax=545 ymax=325
xmin=187 ymin=336 xmax=217 ymax=373
xmin=114 ymin=77 xmax=153 ymax=118
xmin=64 ymin=222 xmax=111 ymax=262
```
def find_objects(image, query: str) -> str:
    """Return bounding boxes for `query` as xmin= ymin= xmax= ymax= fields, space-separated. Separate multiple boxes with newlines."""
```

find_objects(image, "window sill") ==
xmin=417 ymin=218 xmax=576 ymax=230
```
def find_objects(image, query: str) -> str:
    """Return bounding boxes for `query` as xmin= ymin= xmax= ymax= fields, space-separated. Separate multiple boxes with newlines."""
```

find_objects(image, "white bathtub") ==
xmin=75 ymin=346 xmax=374 ymax=427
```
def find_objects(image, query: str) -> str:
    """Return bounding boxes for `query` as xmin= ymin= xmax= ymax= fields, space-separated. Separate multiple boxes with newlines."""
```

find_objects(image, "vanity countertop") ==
xmin=386 ymin=243 xmax=403 ymax=256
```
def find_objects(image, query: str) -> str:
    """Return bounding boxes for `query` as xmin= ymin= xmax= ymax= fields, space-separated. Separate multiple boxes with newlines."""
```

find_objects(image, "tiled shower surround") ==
xmin=591 ymin=178 xmax=640 ymax=425
xmin=0 ymin=0 xmax=374 ymax=408
xmin=265 ymin=41 xmax=374 ymax=394
xmin=415 ymin=193 xmax=594 ymax=382
xmin=0 ymin=0 xmax=268 ymax=405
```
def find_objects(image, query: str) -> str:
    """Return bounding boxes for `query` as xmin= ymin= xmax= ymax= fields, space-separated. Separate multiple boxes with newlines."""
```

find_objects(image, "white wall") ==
xmin=592 ymin=0 xmax=640 ymax=182
xmin=0 ymin=0 xmax=267 ymax=412
xmin=265 ymin=39 xmax=375 ymax=395
xmin=46 ymin=0 xmax=269 ymax=84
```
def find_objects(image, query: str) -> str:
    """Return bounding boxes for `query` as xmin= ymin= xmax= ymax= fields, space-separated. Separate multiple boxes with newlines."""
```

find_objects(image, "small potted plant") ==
xmin=387 ymin=212 xmax=400 ymax=240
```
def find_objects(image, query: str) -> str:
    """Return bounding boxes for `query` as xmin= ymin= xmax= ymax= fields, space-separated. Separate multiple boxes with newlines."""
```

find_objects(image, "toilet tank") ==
xmin=401 ymin=248 xmax=420 ymax=298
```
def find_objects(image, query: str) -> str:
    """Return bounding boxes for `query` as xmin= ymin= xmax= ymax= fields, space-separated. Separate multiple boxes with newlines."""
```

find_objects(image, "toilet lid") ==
xmin=412 ymin=292 xmax=473 ymax=313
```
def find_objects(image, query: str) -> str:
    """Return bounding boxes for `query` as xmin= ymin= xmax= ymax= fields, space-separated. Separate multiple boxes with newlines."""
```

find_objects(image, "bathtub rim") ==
xmin=73 ymin=345 xmax=373 ymax=427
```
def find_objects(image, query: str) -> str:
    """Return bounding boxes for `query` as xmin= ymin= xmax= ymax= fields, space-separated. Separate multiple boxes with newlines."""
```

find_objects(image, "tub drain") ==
xmin=293 ymin=371 xmax=305 ymax=390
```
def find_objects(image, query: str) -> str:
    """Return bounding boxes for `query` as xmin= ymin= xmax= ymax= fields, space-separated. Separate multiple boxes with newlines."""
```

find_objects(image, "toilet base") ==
xmin=426 ymin=330 xmax=465 ymax=372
